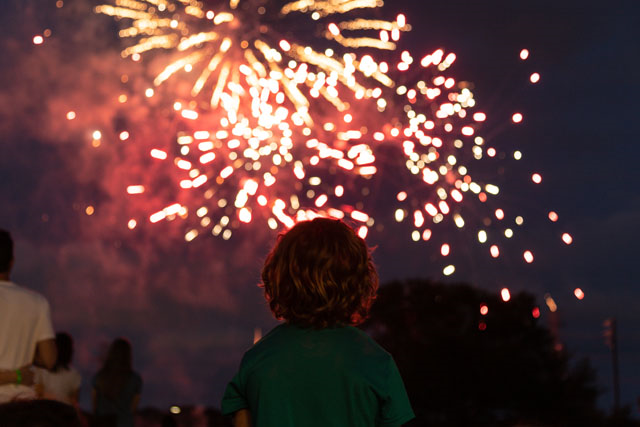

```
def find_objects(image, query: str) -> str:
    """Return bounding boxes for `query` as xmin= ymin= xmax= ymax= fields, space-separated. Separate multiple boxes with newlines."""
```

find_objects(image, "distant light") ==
xmin=548 ymin=211 xmax=559 ymax=222
xmin=574 ymin=288 xmax=585 ymax=300
xmin=530 ymin=72 xmax=540 ymax=83
xmin=397 ymin=13 xmax=406 ymax=27
xmin=145 ymin=88 xmax=154 ymax=97
xmin=169 ymin=406 xmax=181 ymax=414
xmin=501 ymin=288 xmax=511 ymax=302
xmin=531 ymin=173 xmax=542 ymax=184
xmin=238 ymin=207 xmax=252 ymax=223
xmin=532 ymin=307 xmax=541 ymax=318
xmin=66 ymin=111 xmax=76 ymax=120
xmin=523 ymin=250 xmax=534 ymax=263
xmin=512 ymin=113 xmax=523 ymax=123
xmin=479 ymin=304 xmax=488 ymax=315
xmin=92 ymin=130 xmax=102 ymax=140
xmin=150 ymin=149 xmax=168 ymax=160
xmin=397 ymin=191 xmax=407 ymax=201
xmin=33 ymin=35 xmax=44 ymax=45
xmin=562 ymin=233 xmax=573 ymax=245
xmin=181 ymin=109 xmax=198 ymax=120
xmin=85 ymin=206 xmax=95 ymax=216
xmin=513 ymin=151 xmax=522 ymax=160
xmin=127 ymin=219 xmax=137 ymax=230
xmin=357 ymin=226 xmax=368 ymax=239
xmin=443 ymin=265 xmax=455 ymax=276
xmin=126 ymin=185 xmax=144 ymax=194
xmin=520 ymin=49 xmax=529 ymax=60
xmin=478 ymin=322 xmax=487 ymax=331
xmin=440 ymin=243 xmax=450 ymax=256
xmin=495 ymin=209 xmax=504 ymax=220
xmin=545 ymin=294 xmax=557 ymax=312
xmin=184 ymin=229 xmax=198 ymax=242
xmin=490 ymin=245 xmax=499 ymax=258
xmin=279 ymin=40 xmax=291 ymax=51
xmin=461 ymin=126 xmax=474 ymax=136
xmin=473 ymin=112 xmax=486 ymax=122
xmin=351 ymin=210 xmax=369 ymax=223
xmin=119 ymin=131 xmax=129 ymax=141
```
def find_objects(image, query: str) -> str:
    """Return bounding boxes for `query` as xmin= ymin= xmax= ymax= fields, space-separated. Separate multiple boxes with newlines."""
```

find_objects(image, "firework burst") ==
xmin=96 ymin=0 xmax=409 ymax=123
xmin=95 ymin=0 xmax=413 ymax=239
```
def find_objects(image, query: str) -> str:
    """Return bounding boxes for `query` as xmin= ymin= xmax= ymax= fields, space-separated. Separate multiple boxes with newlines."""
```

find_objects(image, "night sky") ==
xmin=1 ymin=0 xmax=638 ymax=414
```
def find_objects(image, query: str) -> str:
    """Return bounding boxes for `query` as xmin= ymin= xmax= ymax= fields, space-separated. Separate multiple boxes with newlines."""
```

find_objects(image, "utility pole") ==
xmin=604 ymin=317 xmax=620 ymax=412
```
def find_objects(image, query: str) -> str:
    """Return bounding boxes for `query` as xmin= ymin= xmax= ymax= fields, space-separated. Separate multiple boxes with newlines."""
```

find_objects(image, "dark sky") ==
xmin=1 ymin=0 xmax=638 ymax=414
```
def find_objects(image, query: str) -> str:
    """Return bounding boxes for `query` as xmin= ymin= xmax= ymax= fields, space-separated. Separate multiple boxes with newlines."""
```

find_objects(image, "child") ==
xmin=221 ymin=218 xmax=414 ymax=427
xmin=35 ymin=332 xmax=82 ymax=406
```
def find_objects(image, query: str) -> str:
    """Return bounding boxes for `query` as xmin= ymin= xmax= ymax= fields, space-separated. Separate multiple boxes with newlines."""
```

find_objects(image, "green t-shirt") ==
xmin=221 ymin=323 xmax=414 ymax=427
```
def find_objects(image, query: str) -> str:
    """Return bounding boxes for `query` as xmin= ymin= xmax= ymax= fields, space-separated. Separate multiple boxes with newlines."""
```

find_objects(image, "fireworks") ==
xmin=94 ymin=0 xmax=572 ymax=281
xmin=95 ymin=0 xmax=409 ymax=122
xmin=95 ymin=0 xmax=414 ymax=240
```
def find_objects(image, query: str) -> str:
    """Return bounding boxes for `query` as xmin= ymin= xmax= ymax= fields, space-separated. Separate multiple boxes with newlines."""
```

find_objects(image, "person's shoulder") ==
xmin=1 ymin=281 xmax=49 ymax=305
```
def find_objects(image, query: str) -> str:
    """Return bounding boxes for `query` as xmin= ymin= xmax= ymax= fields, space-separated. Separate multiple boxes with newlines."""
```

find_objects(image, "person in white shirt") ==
xmin=35 ymin=332 xmax=82 ymax=406
xmin=0 ymin=229 xmax=57 ymax=402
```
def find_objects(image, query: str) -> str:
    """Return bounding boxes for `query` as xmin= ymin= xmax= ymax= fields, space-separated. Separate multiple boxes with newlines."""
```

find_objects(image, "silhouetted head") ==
xmin=261 ymin=218 xmax=378 ymax=328
xmin=103 ymin=338 xmax=132 ymax=373
xmin=0 ymin=229 xmax=14 ymax=275
xmin=53 ymin=332 xmax=74 ymax=372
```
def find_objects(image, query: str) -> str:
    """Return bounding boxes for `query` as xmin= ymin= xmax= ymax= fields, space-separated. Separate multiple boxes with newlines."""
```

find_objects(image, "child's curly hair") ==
xmin=261 ymin=218 xmax=378 ymax=328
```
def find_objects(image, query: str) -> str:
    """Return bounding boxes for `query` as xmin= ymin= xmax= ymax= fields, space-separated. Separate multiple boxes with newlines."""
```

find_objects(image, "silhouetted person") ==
xmin=91 ymin=338 xmax=142 ymax=427
xmin=35 ymin=332 xmax=82 ymax=406
xmin=221 ymin=218 xmax=414 ymax=427
xmin=0 ymin=229 xmax=56 ymax=402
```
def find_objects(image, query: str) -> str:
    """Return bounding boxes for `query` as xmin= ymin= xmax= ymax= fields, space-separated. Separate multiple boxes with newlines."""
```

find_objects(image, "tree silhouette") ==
xmin=363 ymin=279 xmax=605 ymax=427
